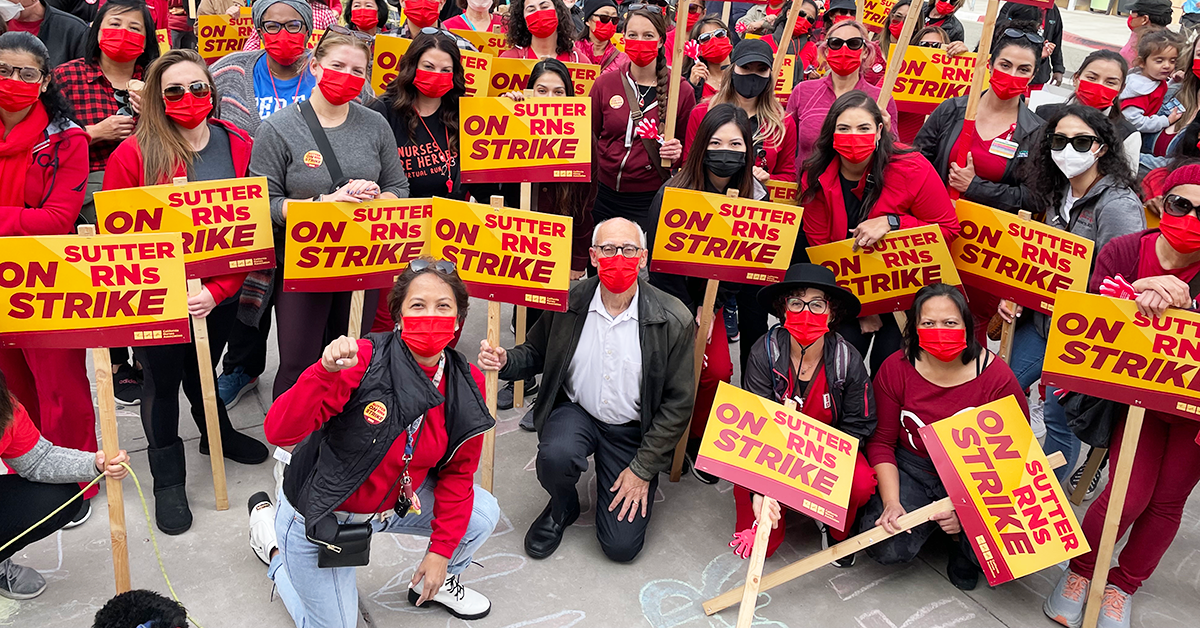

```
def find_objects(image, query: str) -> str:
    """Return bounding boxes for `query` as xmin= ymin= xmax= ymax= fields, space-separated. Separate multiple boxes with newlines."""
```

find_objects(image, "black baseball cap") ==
xmin=731 ymin=39 xmax=773 ymax=68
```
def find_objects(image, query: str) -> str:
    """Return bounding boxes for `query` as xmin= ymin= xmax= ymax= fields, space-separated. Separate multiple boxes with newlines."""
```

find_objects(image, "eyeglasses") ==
xmin=593 ymin=14 xmax=619 ymax=24
xmin=696 ymin=29 xmax=728 ymax=44
xmin=0 ymin=61 xmax=43 ymax=84
xmin=1001 ymin=28 xmax=1045 ymax=45
xmin=916 ymin=41 xmax=941 ymax=48
xmin=786 ymin=297 xmax=829 ymax=314
xmin=162 ymin=81 xmax=212 ymax=102
xmin=1164 ymin=194 xmax=1200 ymax=218
xmin=262 ymin=20 xmax=306 ymax=34
xmin=592 ymin=244 xmax=642 ymax=258
xmin=325 ymin=24 xmax=376 ymax=43
xmin=1049 ymin=133 xmax=1100 ymax=152
xmin=409 ymin=259 xmax=458 ymax=275
xmin=826 ymin=36 xmax=866 ymax=51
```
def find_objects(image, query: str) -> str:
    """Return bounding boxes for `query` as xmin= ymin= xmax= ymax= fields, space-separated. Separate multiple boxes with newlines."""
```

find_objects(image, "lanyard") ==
xmin=404 ymin=352 xmax=445 ymax=457
xmin=268 ymin=65 xmax=303 ymax=112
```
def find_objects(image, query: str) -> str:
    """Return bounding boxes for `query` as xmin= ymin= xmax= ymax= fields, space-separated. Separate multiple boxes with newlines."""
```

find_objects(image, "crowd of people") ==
xmin=1 ymin=1 xmax=1199 ymax=628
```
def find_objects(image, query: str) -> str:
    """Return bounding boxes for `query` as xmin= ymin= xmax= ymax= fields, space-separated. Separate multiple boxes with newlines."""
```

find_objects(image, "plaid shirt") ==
xmin=52 ymin=59 xmax=144 ymax=173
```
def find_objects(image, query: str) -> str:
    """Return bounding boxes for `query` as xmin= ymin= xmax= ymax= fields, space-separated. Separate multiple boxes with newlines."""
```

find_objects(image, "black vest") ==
xmin=283 ymin=332 xmax=494 ymax=546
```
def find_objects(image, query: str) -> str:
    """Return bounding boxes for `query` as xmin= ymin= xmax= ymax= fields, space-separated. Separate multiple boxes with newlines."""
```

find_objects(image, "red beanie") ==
xmin=1162 ymin=163 xmax=1200 ymax=194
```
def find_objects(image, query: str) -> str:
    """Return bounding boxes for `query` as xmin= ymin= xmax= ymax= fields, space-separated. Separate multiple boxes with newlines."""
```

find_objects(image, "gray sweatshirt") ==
xmin=3 ymin=438 xmax=98 ymax=484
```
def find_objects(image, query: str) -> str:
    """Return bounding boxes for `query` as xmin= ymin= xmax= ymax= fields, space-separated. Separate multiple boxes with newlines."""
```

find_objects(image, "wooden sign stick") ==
xmin=1070 ymin=446 xmax=1107 ymax=506
xmin=671 ymin=188 xmax=739 ymax=481
xmin=478 ymin=195 xmax=507 ymax=493
xmin=1082 ymin=407 xmax=1146 ymax=628
xmin=188 ymin=278 xmax=230 ymax=511
xmin=513 ymin=182 xmax=533 ymax=408
xmin=79 ymin=225 xmax=131 ymax=594
xmin=704 ymin=450 xmax=1067 ymax=615
xmin=721 ymin=2 xmax=731 ymax=25
xmin=771 ymin=0 xmax=805 ymax=82
xmin=875 ymin=0 xmax=924 ymax=111
xmin=348 ymin=290 xmax=365 ymax=340
xmin=661 ymin=0 xmax=691 ymax=169
xmin=963 ymin=0 xmax=1000 ymax=127
xmin=855 ymin=0 xmax=864 ymax=23
xmin=997 ymin=210 xmax=1033 ymax=364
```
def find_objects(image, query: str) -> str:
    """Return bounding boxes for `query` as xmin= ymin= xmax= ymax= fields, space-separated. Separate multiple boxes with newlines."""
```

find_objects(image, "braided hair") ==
xmin=625 ymin=8 xmax=670 ymax=133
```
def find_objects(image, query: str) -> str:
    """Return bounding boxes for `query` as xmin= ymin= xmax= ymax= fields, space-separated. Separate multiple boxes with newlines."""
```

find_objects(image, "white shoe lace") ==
xmin=444 ymin=575 xmax=466 ymax=601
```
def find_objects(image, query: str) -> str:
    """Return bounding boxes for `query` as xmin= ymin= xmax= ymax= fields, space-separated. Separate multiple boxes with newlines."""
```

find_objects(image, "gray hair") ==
xmin=252 ymin=0 xmax=314 ymax=33
xmin=592 ymin=217 xmax=647 ymax=249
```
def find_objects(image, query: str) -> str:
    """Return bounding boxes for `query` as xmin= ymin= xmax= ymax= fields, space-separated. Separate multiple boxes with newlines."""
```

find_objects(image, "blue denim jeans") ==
xmin=268 ymin=482 xmax=500 ymax=628
xmin=1007 ymin=321 xmax=1078 ymax=481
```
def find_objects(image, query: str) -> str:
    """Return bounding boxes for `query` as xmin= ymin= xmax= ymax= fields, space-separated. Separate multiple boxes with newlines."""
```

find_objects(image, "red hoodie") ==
xmin=0 ymin=120 xmax=88 ymax=237
xmin=103 ymin=118 xmax=251 ymax=303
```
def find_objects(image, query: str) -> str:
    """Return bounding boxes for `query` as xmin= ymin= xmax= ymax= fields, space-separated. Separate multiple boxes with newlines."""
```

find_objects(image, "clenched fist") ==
xmin=321 ymin=336 xmax=359 ymax=373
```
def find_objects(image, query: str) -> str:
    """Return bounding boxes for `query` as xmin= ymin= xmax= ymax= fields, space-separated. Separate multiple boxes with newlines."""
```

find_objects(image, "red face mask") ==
xmin=526 ymin=8 xmax=560 ymax=38
xmin=414 ymin=68 xmax=454 ymax=98
xmin=406 ymin=0 xmax=441 ymax=28
xmin=826 ymin=44 xmax=862 ymax=76
xmin=686 ymin=11 xmax=701 ymax=32
xmin=263 ymin=29 xmax=308 ymax=66
xmin=988 ymin=66 xmax=1030 ymax=101
xmin=833 ymin=132 xmax=876 ymax=164
xmin=793 ymin=17 xmax=812 ymax=37
xmin=351 ymin=7 xmax=378 ymax=31
xmin=317 ymin=67 xmax=366 ymax=105
xmin=1127 ymin=15 xmax=1137 ymax=32
xmin=917 ymin=327 xmax=967 ymax=362
xmin=596 ymin=254 xmax=639 ymax=294
xmin=401 ymin=315 xmax=458 ymax=358
xmin=592 ymin=20 xmax=616 ymax=42
xmin=99 ymin=28 xmax=145 ymax=63
xmin=888 ymin=19 xmax=903 ymax=39
xmin=0 ymin=76 xmax=42 ymax=113
xmin=831 ymin=14 xmax=853 ymax=24
xmin=699 ymin=35 xmax=732 ymax=63
xmin=934 ymin=1 xmax=955 ymax=17
xmin=784 ymin=309 xmax=829 ymax=347
xmin=624 ymin=38 xmax=659 ymax=67
xmin=1159 ymin=212 xmax=1200 ymax=254
xmin=164 ymin=92 xmax=213 ymax=129
xmin=1074 ymin=79 xmax=1119 ymax=110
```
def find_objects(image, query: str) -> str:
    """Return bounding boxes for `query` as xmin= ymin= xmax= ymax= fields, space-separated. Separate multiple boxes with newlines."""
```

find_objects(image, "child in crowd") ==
xmin=92 ymin=590 xmax=189 ymax=628
xmin=1120 ymin=30 xmax=1183 ymax=150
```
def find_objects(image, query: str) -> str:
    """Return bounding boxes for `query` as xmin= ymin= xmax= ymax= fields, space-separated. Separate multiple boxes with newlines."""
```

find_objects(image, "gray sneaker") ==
xmin=0 ymin=559 xmax=47 ymax=600
xmin=1096 ymin=585 xmax=1132 ymax=628
xmin=1044 ymin=568 xmax=1089 ymax=628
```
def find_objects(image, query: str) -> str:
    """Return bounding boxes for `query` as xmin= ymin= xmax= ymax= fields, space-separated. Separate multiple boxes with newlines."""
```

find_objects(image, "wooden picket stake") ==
xmin=671 ymin=188 xmax=739 ymax=482
xmin=79 ymin=224 xmax=131 ymax=594
xmin=513 ymin=182 xmax=533 ymax=408
xmin=874 ymin=0 xmax=923 ymax=111
xmin=662 ymin=0 xmax=691 ymax=169
xmin=771 ymin=0 xmax=805 ymax=82
xmin=704 ymin=450 xmax=1067 ymax=615
xmin=1082 ymin=407 xmax=1145 ymax=628
xmin=1071 ymin=446 xmax=1107 ymax=506
xmin=348 ymin=290 xmax=365 ymax=340
xmin=855 ymin=0 xmax=864 ymax=22
xmin=721 ymin=2 xmax=731 ymax=25
xmin=962 ymin=0 xmax=1000 ymax=127
xmin=479 ymin=195 xmax=507 ymax=493
xmin=996 ymin=211 xmax=1031 ymax=365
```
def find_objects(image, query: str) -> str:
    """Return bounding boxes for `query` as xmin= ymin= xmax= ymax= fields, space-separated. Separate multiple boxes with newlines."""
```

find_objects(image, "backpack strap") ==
xmin=621 ymin=75 xmax=671 ymax=183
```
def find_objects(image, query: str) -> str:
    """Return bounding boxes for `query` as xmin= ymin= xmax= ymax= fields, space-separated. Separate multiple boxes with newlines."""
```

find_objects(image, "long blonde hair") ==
xmin=135 ymin=49 xmax=217 ymax=185
xmin=709 ymin=67 xmax=786 ymax=151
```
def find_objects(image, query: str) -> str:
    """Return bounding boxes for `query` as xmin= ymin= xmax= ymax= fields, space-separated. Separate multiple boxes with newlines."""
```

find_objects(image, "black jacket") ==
xmin=913 ymin=94 xmax=1045 ymax=214
xmin=283 ymin=332 xmax=494 ymax=547
xmin=46 ymin=0 xmax=96 ymax=23
xmin=499 ymin=276 xmax=696 ymax=480
xmin=35 ymin=1 xmax=89 ymax=70
xmin=922 ymin=6 xmax=965 ymax=43
xmin=996 ymin=3 xmax=1064 ymax=87
xmin=742 ymin=326 xmax=876 ymax=441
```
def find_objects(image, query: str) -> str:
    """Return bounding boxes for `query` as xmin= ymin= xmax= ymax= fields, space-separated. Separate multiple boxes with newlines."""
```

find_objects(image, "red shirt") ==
xmin=968 ymin=123 xmax=1015 ymax=183
xmin=684 ymin=101 xmax=798 ymax=182
xmin=0 ymin=119 xmax=89 ymax=237
xmin=5 ymin=19 xmax=41 ymax=35
xmin=0 ymin=403 xmax=41 ymax=459
xmin=264 ymin=340 xmax=487 ymax=558
xmin=1138 ymin=231 xmax=1200 ymax=284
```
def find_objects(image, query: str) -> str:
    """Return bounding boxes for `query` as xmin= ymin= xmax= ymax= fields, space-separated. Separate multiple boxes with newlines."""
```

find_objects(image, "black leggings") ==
xmin=272 ymin=281 xmax=378 ymax=400
xmin=0 ymin=474 xmax=82 ymax=562
xmin=837 ymin=313 xmax=903 ymax=376
xmin=221 ymin=292 xmax=274 ymax=379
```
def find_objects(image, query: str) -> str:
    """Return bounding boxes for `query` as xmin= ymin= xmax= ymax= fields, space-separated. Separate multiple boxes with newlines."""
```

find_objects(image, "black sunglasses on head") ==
xmin=1049 ymin=133 xmax=1100 ymax=153
xmin=827 ymin=36 xmax=866 ymax=51
xmin=324 ymin=23 xmax=375 ymax=43
xmin=409 ymin=259 xmax=458 ymax=275
xmin=696 ymin=29 xmax=728 ymax=43
xmin=1164 ymin=194 xmax=1200 ymax=218
xmin=1001 ymin=27 xmax=1045 ymax=45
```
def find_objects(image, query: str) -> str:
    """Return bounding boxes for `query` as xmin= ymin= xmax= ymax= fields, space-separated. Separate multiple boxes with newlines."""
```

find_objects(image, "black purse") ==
xmin=1061 ymin=391 xmax=1125 ymax=448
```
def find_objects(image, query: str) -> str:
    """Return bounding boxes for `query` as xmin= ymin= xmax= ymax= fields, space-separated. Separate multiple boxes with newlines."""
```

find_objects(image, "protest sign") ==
xmin=893 ymin=46 xmax=985 ymax=115
xmin=952 ymin=200 xmax=1093 ymax=315
xmin=156 ymin=29 xmax=170 ymax=55
xmin=308 ymin=29 xmax=324 ymax=50
xmin=0 ymin=233 xmax=190 ymax=349
xmin=372 ymin=36 xmax=493 ymax=97
xmin=282 ymin=199 xmax=431 ymax=292
xmin=920 ymin=395 xmax=1090 ymax=586
xmin=649 ymin=188 xmax=802 ymax=284
xmin=765 ymin=179 xmax=799 ymax=205
xmin=774 ymin=55 xmax=796 ymax=106
xmin=95 ymin=178 xmax=274 ymax=279
xmin=459 ymin=97 xmax=592 ymax=183
xmin=696 ymin=382 xmax=860 ymax=531
xmin=430 ymin=198 xmax=572 ymax=311
xmin=450 ymin=29 xmax=511 ymax=56
xmin=860 ymin=0 xmax=896 ymax=33
xmin=197 ymin=14 xmax=254 ymax=63
xmin=806 ymin=225 xmax=961 ymax=317
xmin=487 ymin=58 xmax=600 ymax=97
xmin=1042 ymin=290 xmax=1200 ymax=421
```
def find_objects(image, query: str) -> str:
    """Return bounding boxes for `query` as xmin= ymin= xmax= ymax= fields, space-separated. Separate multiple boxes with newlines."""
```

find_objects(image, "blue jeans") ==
xmin=268 ymin=483 xmax=501 ymax=628
xmin=1007 ymin=321 xmax=1078 ymax=481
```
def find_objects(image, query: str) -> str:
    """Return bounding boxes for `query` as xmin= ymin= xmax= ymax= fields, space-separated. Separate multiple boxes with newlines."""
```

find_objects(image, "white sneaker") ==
xmin=247 ymin=491 xmax=278 ymax=566
xmin=408 ymin=574 xmax=491 ymax=620
xmin=1029 ymin=386 xmax=1046 ymax=440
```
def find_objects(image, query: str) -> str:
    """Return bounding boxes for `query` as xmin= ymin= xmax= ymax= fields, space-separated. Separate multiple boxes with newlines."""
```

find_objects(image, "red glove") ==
xmin=734 ymin=22 xmax=748 ymax=36
xmin=1099 ymin=274 xmax=1138 ymax=301
xmin=636 ymin=118 xmax=663 ymax=143
xmin=730 ymin=523 xmax=758 ymax=559
xmin=684 ymin=39 xmax=701 ymax=61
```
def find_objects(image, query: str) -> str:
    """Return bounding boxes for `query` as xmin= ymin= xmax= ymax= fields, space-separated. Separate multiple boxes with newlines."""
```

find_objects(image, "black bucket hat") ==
xmin=756 ymin=263 xmax=861 ymax=319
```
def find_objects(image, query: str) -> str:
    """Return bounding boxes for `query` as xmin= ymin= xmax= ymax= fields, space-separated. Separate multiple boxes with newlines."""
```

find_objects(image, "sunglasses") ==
xmin=1049 ymin=133 xmax=1100 ymax=152
xmin=827 ymin=36 xmax=866 ymax=51
xmin=1001 ymin=27 xmax=1045 ymax=45
xmin=688 ymin=4 xmax=705 ymax=13
xmin=262 ymin=20 xmax=306 ymax=34
xmin=916 ymin=41 xmax=941 ymax=48
xmin=162 ymin=81 xmax=211 ymax=102
xmin=409 ymin=258 xmax=458 ymax=275
xmin=593 ymin=14 xmax=619 ymax=24
xmin=325 ymin=23 xmax=375 ymax=43
xmin=1164 ymin=194 xmax=1200 ymax=218
xmin=696 ymin=29 xmax=728 ymax=44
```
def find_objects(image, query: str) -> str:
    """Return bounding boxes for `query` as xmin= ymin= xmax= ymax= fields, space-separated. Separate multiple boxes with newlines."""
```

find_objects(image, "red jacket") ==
xmin=103 ymin=118 xmax=251 ymax=303
xmin=0 ymin=120 xmax=88 ymax=237
xmin=683 ymin=101 xmax=798 ymax=182
xmin=801 ymin=151 xmax=961 ymax=247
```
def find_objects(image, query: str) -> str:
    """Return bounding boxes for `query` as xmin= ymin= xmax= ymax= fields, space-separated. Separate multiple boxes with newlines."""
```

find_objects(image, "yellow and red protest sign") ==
xmin=197 ymin=14 xmax=254 ymax=63
xmin=774 ymin=55 xmax=796 ymax=107
xmin=893 ymin=47 xmax=985 ymax=115
xmin=430 ymin=198 xmax=572 ymax=311
xmin=952 ymin=201 xmax=1093 ymax=315
xmin=372 ymin=36 xmax=493 ymax=98
xmin=1043 ymin=290 xmax=1200 ymax=421
xmin=696 ymin=382 xmax=859 ymax=531
xmin=861 ymin=0 xmax=897 ymax=33
xmin=0 ymin=233 xmax=190 ymax=349
xmin=95 ymin=178 xmax=274 ymax=280
xmin=920 ymin=395 xmax=1089 ymax=586
xmin=156 ymin=29 xmax=170 ymax=55
xmin=487 ymin=58 xmax=600 ymax=97
xmin=282 ymin=199 xmax=431 ymax=292
xmin=765 ymin=179 xmax=798 ymax=205
xmin=649 ymin=188 xmax=802 ymax=284
xmin=450 ymin=29 xmax=512 ymax=57
xmin=307 ymin=29 xmax=324 ymax=50
xmin=806 ymin=225 xmax=961 ymax=317
xmin=459 ymin=97 xmax=591 ymax=184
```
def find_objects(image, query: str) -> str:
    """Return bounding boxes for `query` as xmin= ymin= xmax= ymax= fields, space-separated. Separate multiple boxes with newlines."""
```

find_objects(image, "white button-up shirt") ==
xmin=564 ymin=287 xmax=643 ymax=425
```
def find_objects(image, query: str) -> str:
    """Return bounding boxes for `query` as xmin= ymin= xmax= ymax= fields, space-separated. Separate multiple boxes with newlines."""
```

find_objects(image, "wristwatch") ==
xmin=887 ymin=215 xmax=900 ymax=231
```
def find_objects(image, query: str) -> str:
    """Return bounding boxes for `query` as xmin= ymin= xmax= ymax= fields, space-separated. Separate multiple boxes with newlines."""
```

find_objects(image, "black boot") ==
xmin=147 ymin=439 xmax=192 ymax=535
xmin=947 ymin=537 xmax=980 ymax=590
xmin=198 ymin=411 xmax=269 ymax=465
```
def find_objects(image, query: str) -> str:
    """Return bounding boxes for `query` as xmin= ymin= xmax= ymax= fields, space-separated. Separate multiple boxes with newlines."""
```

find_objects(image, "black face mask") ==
xmin=705 ymin=149 xmax=745 ymax=178
xmin=731 ymin=71 xmax=771 ymax=99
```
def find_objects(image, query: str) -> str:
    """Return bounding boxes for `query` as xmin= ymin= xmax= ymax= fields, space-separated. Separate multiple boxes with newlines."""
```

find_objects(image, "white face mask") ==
xmin=466 ymin=0 xmax=492 ymax=11
xmin=1051 ymin=144 xmax=1098 ymax=179
xmin=0 ymin=0 xmax=23 ymax=22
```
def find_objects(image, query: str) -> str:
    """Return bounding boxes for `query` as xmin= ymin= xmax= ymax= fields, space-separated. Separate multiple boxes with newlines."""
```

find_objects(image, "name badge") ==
xmin=990 ymin=137 xmax=1019 ymax=160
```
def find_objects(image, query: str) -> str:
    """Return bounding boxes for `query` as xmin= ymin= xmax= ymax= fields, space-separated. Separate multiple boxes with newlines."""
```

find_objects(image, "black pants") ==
xmin=221 ymin=291 xmax=274 ymax=379
xmin=110 ymin=347 xmax=130 ymax=366
xmin=733 ymin=282 xmax=772 ymax=373
xmin=0 ymin=475 xmax=82 ymax=562
xmin=272 ymin=281 xmax=378 ymax=400
xmin=592 ymin=185 xmax=658 ymax=235
xmin=133 ymin=301 xmax=237 ymax=449
xmin=536 ymin=402 xmax=657 ymax=562
xmin=837 ymin=313 xmax=903 ymax=376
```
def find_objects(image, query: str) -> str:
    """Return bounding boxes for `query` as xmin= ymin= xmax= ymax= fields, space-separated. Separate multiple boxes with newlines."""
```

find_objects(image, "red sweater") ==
xmin=0 ymin=120 xmax=88 ymax=237
xmin=103 ymin=119 xmax=252 ymax=303
xmin=264 ymin=340 xmax=487 ymax=558
xmin=683 ymin=101 xmax=798 ymax=182
xmin=0 ymin=402 xmax=41 ymax=459
xmin=801 ymin=151 xmax=961 ymax=247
